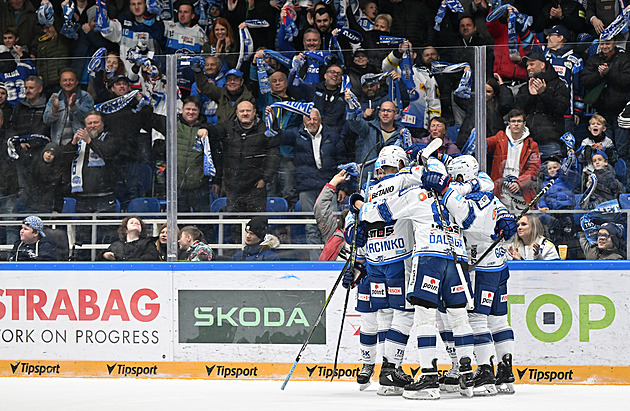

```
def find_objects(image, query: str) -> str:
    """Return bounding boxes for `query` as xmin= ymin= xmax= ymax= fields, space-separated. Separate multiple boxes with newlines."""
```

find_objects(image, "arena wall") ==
xmin=0 ymin=261 xmax=628 ymax=384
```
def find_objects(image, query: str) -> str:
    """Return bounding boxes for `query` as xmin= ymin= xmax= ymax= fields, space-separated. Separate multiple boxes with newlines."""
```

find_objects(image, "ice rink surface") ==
xmin=0 ymin=378 xmax=628 ymax=411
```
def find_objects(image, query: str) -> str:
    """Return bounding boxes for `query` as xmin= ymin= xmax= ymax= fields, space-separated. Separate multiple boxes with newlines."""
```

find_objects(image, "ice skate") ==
xmin=439 ymin=363 xmax=460 ymax=392
xmin=377 ymin=359 xmax=413 ymax=396
xmin=357 ymin=363 xmax=374 ymax=391
xmin=458 ymin=357 xmax=474 ymax=398
xmin=473 ymin=363 xmax=498 ymax=396
xmin=495 ymin=353 xmax=515 ymax=394
xmin=402 ymin=359 xmax=440 ymax=400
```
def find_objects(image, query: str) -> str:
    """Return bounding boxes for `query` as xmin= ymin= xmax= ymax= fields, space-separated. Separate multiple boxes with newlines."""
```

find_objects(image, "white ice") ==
xmin=0 ymin=379 xmax=628 ymax=411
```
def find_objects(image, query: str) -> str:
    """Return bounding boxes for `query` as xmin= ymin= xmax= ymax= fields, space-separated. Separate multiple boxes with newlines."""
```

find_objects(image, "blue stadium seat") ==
xmin=62 ymin=197 xmax=76 ymax=214
xmin=127 ymin=197 xmax=161 ymax=213
xmin=619 ymin=194 xmax=630 ymax=209
xmin=614 ymin=158 xmax=627 ymax=190
xmin=291 ymin=200 xmax=306 ymax=244
xmin=211 ymin=197 xmax=227 ymax=212
xmin=447 ymin=125 xmax=460 ymax=143
xmin=138 ymin=164 xmax=154 ymax=197
xmin=266 ymin=197 xmax=288 ymax=212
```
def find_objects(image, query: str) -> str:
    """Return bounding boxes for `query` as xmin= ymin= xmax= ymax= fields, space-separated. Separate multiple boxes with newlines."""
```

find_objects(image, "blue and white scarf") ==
xmin=71 ymin=132 xmax=108 ymax=193
xmin=431 ymin=61 xmax=472 ymax=98
xmin=601 ymin=6 xmax=630 ymax=41
xmin=95 ymin=91 xmax=140 ymax=114
xmin=388 ymin=77 xmax=403 ymax=113
xmin=88 ymin=47 xmax=107 ymax=77
xmin=379 ymin=36 xmax=405 ymax=45
xmin=329 ymin=35 xmax=344 ymax=68
xmin=265 ymin=101 xmax=315 ymax=136
xmin=7 ymin=134 xmax=51 ymax=160
xmin=245 ymin=19 xmax=270 ymax=28
xmin=304 ymin=51 xmax=334 ymax=66
xmin=560 ymin=132 xmax=575 ymax=150
xmin=334 ymin=0 xmax=349 ymax=29
xmin=202 ymin=134 xmax=216 ymax=178
xmin=61 ymin=1 xmax=80 ymax=40
xmin=337 ymin=162 xmax=360 ymax=176
xmin=236 ymin=26 xmax=254 ymax=70
xmin=400 ymin=127 xmax=413 ymax=151
xmin=37 ymin=2 xmax=54 ymax=26
xmin=461 ymin=128 xmax=476 ymax=155
xmin=264 ymin=49 xmax=292 ymax=68
xmin=339 ymin=28 xmax=363 ymax=44
xmin=282 ymin=4 xmax=299 ymax=43
xmin=290 ymin=56 xmax=305 ymax=86
xmin=257 ymin=58 xmax=271 ymax=95
xmin=342 ymin=75 xmax=361 ymax=119
xmin=400 ymin=51 xmax=416 ymax=92
xmin=486 ymin=3 xmax=533 ymax=54
xmin=94 ymin=0 xmax=111 ymax=35
xmin=361 ymin=71 xmax=390 ymax=87
xmin=146 ymin=0 xmax=163 ymax=15
xmin=434 ymin=0 xmax=464 ymax=32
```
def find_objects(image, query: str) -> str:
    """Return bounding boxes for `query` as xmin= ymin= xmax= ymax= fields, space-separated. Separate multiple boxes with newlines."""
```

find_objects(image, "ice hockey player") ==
xmin=343 ymin=146 xmax=415 ymax=395
xmin=350 ymin=161 xmax=477 ymax=400
xmin=445 ymin=155 xmax=518 ymax=395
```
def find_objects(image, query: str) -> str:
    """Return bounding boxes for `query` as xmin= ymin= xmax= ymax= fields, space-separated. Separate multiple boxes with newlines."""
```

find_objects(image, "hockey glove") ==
xmin=421 ymin=170 xmax=451 ymax=195
xmin=492 ymin=212 xmax=517 ymax=241
xmin=349 ymin=193 xmax=364 ymax=214
xmin=342 ymin=261 xmax=366 ymax=289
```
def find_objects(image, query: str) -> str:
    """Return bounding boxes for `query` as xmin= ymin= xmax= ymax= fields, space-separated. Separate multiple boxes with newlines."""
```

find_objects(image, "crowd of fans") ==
xmin=0 ymin=0 xmax=629 ymax=261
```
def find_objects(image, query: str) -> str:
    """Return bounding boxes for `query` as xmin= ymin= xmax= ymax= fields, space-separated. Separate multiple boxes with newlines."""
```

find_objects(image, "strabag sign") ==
xmin=178 ymin=290 xmax=325 ymax=344
xmin=0 ymin=270 xmax=172 ymax=361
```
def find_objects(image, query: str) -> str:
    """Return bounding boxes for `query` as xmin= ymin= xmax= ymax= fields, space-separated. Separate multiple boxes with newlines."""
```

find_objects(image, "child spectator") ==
xmin=579 ymin=222 xmax=625 ymax=260
xmin=232 ymin=217 xmax=279 ymax=261
xmin=22 ymin=142 xmax=63 ymax=213
xmin=100 ymin=216 xmax=160 ymax=261
xmin=580 ymin=150 xmax=625 ymax=210
xmin=577 ymin=114 xmax=618 ymax=181
xmin=178 ymin=225 xmax=214 ymax=261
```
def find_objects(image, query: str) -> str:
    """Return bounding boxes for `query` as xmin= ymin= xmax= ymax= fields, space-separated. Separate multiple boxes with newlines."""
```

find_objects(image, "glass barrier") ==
xmin=0 ymin=39 xmax=627 ymax=261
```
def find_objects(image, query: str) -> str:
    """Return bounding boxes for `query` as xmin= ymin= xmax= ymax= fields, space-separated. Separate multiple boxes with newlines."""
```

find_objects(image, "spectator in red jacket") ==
xmin=487 ymin=108 xmax=541 ymax=214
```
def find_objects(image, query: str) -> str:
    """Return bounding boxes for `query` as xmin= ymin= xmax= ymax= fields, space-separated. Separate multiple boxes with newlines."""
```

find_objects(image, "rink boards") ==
xmin=0 ymin=261 xmax=628 ymax=384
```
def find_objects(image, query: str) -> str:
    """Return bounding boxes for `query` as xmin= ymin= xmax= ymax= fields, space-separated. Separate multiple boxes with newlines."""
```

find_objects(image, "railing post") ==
xmin=166 ymin=55 xmax=179 ymax=261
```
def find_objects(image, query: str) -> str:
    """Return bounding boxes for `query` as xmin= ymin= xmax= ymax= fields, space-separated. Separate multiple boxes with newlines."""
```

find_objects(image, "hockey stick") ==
xmin=281 ymin=256 xmax=353 ymax=390
xmin=282 ymin=145 xmax=381 ymax=389
xmin=330 ymin=143 xmax=383 ymax=382
xmin=330 ymin=170 xmax=373 ymax=382
xmin=421 ymin=139 xmax=475 ymax=310
xmin=469 ymin=178 xmax=556 ymax=271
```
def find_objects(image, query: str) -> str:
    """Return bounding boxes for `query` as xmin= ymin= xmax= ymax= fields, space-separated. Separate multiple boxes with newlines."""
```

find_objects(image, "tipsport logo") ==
xmin=205 ymin=364 xmax=258 ymax=378
xmin=10 ymin=361 xmax=60 ymax=376
xmin=106 ymin=363 xmax=157 ymax=377
xmin=305 ymin=365 xmax=360 ymax=379
xmin=516 ymin=367 xmax=574 ymax=383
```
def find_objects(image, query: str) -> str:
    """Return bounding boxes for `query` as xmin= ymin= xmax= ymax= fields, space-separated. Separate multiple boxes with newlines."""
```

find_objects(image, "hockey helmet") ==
xmin=446 ymin=155 xmax=479 ymax=182
xmin=375 ymin=145 xmax=408 ymax=171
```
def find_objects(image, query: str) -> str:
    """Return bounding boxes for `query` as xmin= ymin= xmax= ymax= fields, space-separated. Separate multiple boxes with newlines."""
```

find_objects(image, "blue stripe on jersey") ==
xmin=377 ymin=202 xmax=395 ymax=224
xmin=417 ymin=336 xmax=438 ymax=348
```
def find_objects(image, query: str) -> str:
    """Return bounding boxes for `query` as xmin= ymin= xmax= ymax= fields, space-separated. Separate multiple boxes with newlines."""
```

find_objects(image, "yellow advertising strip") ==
xmin=1 ymin=361 xmax=629 ymax=385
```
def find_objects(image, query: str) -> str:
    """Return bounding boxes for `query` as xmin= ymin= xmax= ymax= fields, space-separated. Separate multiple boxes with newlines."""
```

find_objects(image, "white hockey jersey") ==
xmin=345 ymin=174 xmax=413 ymax=265
xmin=460 ymin=192 xmax=511 ymax=270
xmin=358 ymin=185 xmax=473 ymax=261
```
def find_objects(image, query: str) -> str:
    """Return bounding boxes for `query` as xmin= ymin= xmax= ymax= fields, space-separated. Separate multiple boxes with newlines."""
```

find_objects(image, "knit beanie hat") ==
xmin=600 ymin=223 xmax=622 ymax=249
xmin=246 ymin=217 xmax=268 ymax=240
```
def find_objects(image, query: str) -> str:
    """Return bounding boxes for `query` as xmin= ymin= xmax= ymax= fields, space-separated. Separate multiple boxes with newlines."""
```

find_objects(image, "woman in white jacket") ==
xmin=508 ymin=214 xmax=560 ymax=260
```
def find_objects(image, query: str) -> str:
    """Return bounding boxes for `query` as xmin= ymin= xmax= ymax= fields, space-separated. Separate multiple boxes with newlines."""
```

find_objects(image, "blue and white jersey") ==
xmin=361 ymin=174 xmax=413 ymax=265
xmin=0 ymin=61 xmax=36 ymax=105
xmin=460 ymin=192 xmax=510 ymax=270
xmin=359 ymin=185 xmax=472 ymax=261
xmin=163 ymin=22 xmax=206 ymax=54
xmin=544 ymin=46 xmax=583 ymax=116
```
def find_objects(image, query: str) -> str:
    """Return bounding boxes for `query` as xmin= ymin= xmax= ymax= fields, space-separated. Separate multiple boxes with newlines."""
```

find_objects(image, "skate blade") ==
xmin=496 ymin=382 xmax=515 ymax=394
xmin=459 ymin=386 xmax=473 ymax=397
xmin=377 ymin=386 xmax=403 ymax=396
xmin=440 ymin=383 xmax=460 ymax=393
xmin=473 ymin=384 xmax=498 ymax=396
xmin=358 ymin=381 xmax=371 ymax=391
xmin=402 ymin=388 xmax=440 ymax=400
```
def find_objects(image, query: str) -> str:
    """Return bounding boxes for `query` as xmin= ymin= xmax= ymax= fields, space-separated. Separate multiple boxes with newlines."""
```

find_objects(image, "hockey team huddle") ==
xmin=342 ymin=141 xmax=518 ymax=400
